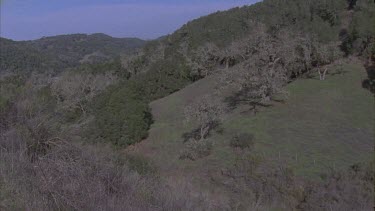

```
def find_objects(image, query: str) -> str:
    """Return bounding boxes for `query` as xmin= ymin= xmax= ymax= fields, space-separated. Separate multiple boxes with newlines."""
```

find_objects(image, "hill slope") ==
xmin=131 ymin=61 xmax=374 ymax=180
xmin=1 ymin=0 xmax=374 ymax=209
xmin=0 ymin=34 xmax=145 ymax=74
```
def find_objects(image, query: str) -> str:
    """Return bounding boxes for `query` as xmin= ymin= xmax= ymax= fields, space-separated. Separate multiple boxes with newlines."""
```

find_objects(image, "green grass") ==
xmin=225 ymin=64 xmax=374 ymax=177
xmin=134 ymin=63 xmax=374 ymax=180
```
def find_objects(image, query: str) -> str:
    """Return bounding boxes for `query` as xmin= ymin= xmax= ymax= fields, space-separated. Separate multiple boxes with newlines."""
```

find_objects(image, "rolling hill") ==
xmin=0 ymin=33 xmax=146 ymax=74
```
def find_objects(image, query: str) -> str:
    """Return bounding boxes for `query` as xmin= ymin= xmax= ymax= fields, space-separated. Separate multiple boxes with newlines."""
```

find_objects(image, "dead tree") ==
xmin=184 ymin=95 xmax=224 ymax=141
xmin=51 ymin=72 xmax=116 ymax=115
xmin=318 ymin=67 xmax=328 ymax=80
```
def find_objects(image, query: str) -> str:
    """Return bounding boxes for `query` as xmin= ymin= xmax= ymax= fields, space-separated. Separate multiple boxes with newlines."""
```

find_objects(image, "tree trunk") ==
xmin=318 ymin=68 xmax=328 ymax=80
xmin=318 ymin=69 xmax=322 ymax=80
xmin=322 ymin=67 xmax=328 ymax=80
xmin=200 ymin=125 xmax=205 ymax=141
xmin=200 ymin=125 xmax=210 ymax=141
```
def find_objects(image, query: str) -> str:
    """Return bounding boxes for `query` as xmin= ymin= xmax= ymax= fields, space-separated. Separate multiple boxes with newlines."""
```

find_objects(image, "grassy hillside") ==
xmin=225 ymin=62 xmax=374 ymax=177
xmin=131 ymin=61 xmax=374 ymax=180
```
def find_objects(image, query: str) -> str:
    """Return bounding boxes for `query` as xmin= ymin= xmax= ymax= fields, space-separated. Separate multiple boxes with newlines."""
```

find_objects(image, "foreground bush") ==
xmin=0 ymin=128 xmax=211 ymax=210
xmin=179 ymin=140 xmax=212 ymax=161
xmin=90 ymin=82 xmax=153 ymax=147
xmin=230 ymin=133 xmax=255 ymax=150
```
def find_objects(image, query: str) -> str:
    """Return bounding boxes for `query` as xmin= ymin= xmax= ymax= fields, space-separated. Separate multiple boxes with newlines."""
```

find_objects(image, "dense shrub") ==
xmin=180 ymin=140 xmax=212 ymax=160
xmin=342 ymin=0 xmax=375 ymax=59
xmin=217 ymin=151 xmax=374 ymax=210
xmin=0 ymin=129 xmax=212 ymax=210
xmin=88 ymin=53 xmax=191 ymax=147
xmin=91 ymin=82 xmax=153 ymax=147
xmin=179 ymin=140 xmax=212 ymax=161
xmin=132 ymin=55 xmax=192 ymax=100
xmin=123 ymin=154 xmax=156 ymax=176
xmin=73 ymin=57 xmax=130 ymax=79
xmin=230 ymin=133 xmax=255 ymax=150
xmin=298 ymin=162 xmax=374 ymax=210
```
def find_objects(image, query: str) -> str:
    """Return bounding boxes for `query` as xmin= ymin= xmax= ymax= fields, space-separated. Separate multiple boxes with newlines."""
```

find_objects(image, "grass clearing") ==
xmin=131 ymin=62 xmax=374 ymax=181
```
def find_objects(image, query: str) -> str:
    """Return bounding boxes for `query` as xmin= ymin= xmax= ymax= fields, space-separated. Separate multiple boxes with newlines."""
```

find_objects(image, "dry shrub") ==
xmin=0 ymin=127 xmax=213 ymax=210
xmin=297 ymin=163 xmax=374 ymax=211
xmin=217 ymin=153 xmax=297 ymax=210
xmin=215 ymin=151 xmax=374 ymax=210
xmin=230 ymin=133 xmax=255 ymax=150
xmin=179 ymin=140 xmax=212 ymax=161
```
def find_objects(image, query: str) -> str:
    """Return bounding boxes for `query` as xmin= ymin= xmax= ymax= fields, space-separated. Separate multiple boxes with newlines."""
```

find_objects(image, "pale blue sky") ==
xmin=0 ymin=0 xmax=260 ymax=41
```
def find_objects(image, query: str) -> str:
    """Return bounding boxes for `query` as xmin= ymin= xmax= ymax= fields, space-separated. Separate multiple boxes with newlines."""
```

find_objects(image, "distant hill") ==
xmin=0 ymin=33 xmax=146 ymax=74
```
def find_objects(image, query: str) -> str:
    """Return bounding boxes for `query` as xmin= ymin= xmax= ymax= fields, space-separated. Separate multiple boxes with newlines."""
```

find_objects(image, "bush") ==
xmin=91 ymin=82 xmax=153 ymax=147
xmin=230 ymin=133 xmax=255 ymax=150
xmin=124 ymin=154 xmax=156 ymax=175
xmin=179 ymin=140 xmax=212 ymax=161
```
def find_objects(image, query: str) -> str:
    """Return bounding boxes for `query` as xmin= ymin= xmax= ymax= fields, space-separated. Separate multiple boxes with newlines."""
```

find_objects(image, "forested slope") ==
xmin=0 ymin=33 xmax=145 ymax=74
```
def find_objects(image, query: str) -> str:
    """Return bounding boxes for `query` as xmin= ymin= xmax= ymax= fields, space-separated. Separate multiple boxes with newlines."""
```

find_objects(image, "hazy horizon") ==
xmin=0 ymin=0 xmax=259 ymax=41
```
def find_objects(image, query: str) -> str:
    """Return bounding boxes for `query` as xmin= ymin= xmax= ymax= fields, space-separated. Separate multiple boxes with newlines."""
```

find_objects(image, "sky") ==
xmin=0 ymin=0 xmax=260 ymax=41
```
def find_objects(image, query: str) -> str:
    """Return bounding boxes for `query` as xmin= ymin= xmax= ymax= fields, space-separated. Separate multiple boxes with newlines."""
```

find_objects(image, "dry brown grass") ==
xmin=0 ymin=125 xmax=214 ymax=210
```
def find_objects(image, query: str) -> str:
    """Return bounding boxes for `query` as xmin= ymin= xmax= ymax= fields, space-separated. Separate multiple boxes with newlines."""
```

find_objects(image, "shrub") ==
xmin=179 ymin=140 xmax=212 ymax=161
xmin=124 ymin=154 xmax=156 ymax=175
xmin=91 ymin=83 xmax=153 ymax=147
xmin=0 ymin=127 xmax=213 ymax=210
xmin=230 ymin=133 xmax=255 ymax=150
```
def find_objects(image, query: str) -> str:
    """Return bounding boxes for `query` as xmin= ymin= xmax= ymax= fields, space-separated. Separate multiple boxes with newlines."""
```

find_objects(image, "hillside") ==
xmin=133 ymin=61 xmax=374 ymax=176
xmin=128 ymin=60 xmax=374 ymax=208
xmin=1 ymin=0 xmax=374 ymax=210
xmin=0 ymin=34 xmax=145 ymax=74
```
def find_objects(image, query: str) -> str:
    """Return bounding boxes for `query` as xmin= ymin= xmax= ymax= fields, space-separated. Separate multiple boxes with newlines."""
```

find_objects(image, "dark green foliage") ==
xmin=87 ymin=54 xmax=190 ymax=147
xmin=74 ymin=57 xmax=130 ymax=78
xmin=91 ymin=82 xmax=153 ymax=147
xmin=342 ymin=0 xmax=375 ymax=58
xmin=0 ymin=75 xmax=25 ymax=108
xmin=0 ymin=75 xmax=26 ymax=129
xmin=230 ymin=133 xmax=255 ymax=150
xmin=163 ymin=0 xmax=346 ymax=52
xmin=0 ymin=34 xmax=145 ymax=74
xmin=32 ymin=33 xmax=144 ymax=58
xmin=76 ymin=41 xmax=192 ymax=148
xmin=362 ymin=65 xmax=375 ymax=92
xmin=136 ymin=58 xmax=192 ymax=100
xmin=0 ymin=38 xmax=53 ymax=74
xmin=173 ymin=8 xmax=251 ymax=49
